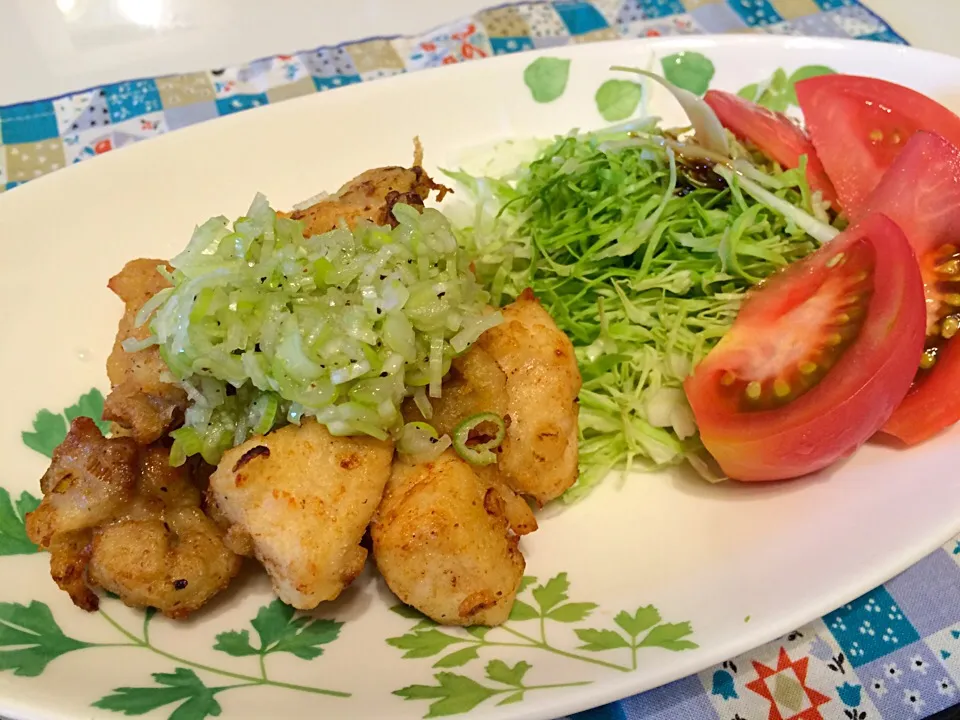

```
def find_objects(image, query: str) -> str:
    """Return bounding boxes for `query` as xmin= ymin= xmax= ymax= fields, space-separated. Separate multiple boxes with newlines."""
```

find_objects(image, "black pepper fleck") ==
xmin=173 ymin=579 xmax=188 ymax=590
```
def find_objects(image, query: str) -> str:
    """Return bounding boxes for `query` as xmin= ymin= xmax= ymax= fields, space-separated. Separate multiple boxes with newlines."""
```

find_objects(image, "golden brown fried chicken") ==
xmin=402 ymin=343 xmax=507 ymax=437
xmin=26 ymin=418 xmax=241 ymax=617
xmin=209 ymin=419 xmax=394 ymax=610
xmin=287 ymin=165 xmax=449 ymax=237
xmin=372 ymin=449 xmax=535 ymax=626
xmin=103 ymin=259 xmax=187 ymax=444
xmin=477 ymin=289 xmax=582 ymax=505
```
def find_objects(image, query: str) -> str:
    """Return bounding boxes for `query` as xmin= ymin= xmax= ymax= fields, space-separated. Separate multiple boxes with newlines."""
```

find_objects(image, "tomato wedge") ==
xmin=704 ymin=89 xmax=838 ymax=207
xmin=684 ymin=213 xmax=925 ymax=481
xmin=852 ymin=132 xmax=960 ymax=445
xmin=796 ymin=74 xmax=960 ymax=217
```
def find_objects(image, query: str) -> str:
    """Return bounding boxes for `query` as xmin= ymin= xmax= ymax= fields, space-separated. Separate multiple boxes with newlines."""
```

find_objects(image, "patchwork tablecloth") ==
xmin=4 ymin=2 xmax=959 ymax=720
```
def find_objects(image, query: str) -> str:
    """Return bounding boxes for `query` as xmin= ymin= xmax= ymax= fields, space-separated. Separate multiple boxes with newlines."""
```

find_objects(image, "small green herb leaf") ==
xmin=660 ymin=51 xmax=715 ymax=96
xmin=21 ymin=411 xmax=67 ymax=458
xmin=0 ymin=489 xmax=40 ymax=556
xmin=485 ymin=659 xmax=531 ymax=687
xmin=639 ymin=622 xmax=698 ymax=651
xmin=532 ymin=573 xmax=569 ymax=613
xmin=614 ymin=605 xmax=661 ymax=638
xmin=387 ymin=630 xmax=466 ymax=659
xmin=21 ymin=389 xmax=109 ymax=458
xmin=524 ymin=57 xmax=571 ymax=103
xmin=93 ymin=668 xmax=224 ymax=720
xmin=595 ymin=80 xmax=643 ymax=122
xmin=737 ymin=68 xmax=791 ymax=112
xmin=498 ymin=691 xmax=525 ymax=705
xmin=508 ymin=600 xmax=539 ymax=622
xmin=517 ymin=576 xmax=538 ymax=593
xmin=212 ymin=630 xmax=258 ymax=657
xmin=786 ymin=65 xmax=835 ymax=104
xmin=250 ymin=599 xmax=293 ymax=649
xmin=233 ymin=599 xmax=342 ymax=660
xmin=575 ymin=628 xmax=630 ymax=652
xmin=547 ymin=602 xmax=598 ymax=623
xmin=394 ymin=672 xmax=497 ymax=718
xmin=65 ymin=389 xmax=110 ymax=434
xmin=270 ymin=617 xmax=342 ymax=660
xmin=434 ymin=646 xmax=480 ymax=668
xmin=0 ymin=601 xmax=91 ymax=676
xmin=465 ymin=626 xmax=490 ymax=640
xmin=390 ymin=604 xmax=427 ymax=620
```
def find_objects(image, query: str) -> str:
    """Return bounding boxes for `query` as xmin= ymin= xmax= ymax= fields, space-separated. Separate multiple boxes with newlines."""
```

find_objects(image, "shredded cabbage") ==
xmin=147 ymin=194 xmax=496 ymax=465
xmin=450 ymin=122 xmax=838 ymax=501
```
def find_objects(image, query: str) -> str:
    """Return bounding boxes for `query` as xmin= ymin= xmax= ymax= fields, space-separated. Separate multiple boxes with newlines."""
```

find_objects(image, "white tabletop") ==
xmin=0 ymin=0 xmax=954 ymax=106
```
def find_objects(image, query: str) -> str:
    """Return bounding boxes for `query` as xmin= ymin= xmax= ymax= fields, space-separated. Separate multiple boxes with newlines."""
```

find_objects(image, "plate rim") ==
xmin=2 ymin=33 xmax=960 ymax=720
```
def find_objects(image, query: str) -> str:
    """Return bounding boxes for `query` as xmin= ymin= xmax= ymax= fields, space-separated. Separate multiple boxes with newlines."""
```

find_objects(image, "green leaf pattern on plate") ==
xmin=21 ymin=388 xmax=109 ymax=458
xmin=388 ymin=573 xmax=698 ymax=716
xmin=595 ymin=80 xmax=643 ymax=122
xmin=738 ymin=65 xmax=837 ymax=111
xmin=0 ymin=488 xmax=40 ymax=556
xmin=660 ymin=51 xmax=715 ymax=96
xmin=523 ymin=57 xmax=571 ymax=103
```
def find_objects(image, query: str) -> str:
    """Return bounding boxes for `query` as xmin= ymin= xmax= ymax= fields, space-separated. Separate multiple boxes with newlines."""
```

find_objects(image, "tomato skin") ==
xmin=854 ymin=132 xmax=960 ymax=445
xmin=684 ymin=214 xmax=926 ymax=481
xmin=796 ymin=74 xmax=960 ymax=217
xmin=703 ymin=89 xmax=838 ymax=207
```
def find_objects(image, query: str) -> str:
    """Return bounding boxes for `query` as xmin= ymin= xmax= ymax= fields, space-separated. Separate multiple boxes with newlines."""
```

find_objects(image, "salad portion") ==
xmin=452 ymin=69 xmax=960 ymax=490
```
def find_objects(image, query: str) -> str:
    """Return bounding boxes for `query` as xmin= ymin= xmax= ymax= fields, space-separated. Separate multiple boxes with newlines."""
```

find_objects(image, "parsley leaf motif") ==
xmin=0 ymin=488 xmax=40 ymax=556
xmin=214 ymin=599 xmax=342 ymax=661
xmin=22 ymin=389 xmax=109 ymax=457
xmin=93 ymin=668 xmax=225 ymax=720
xmin=0 ymin=601 xmax=91 ymax=676
xmin=386 ymin=629 xmax=466 ymax=660
xmin=531 ymin=573 xmax=569 ymax=614
xmin=523 ymin=57 xmax=571 ymax=103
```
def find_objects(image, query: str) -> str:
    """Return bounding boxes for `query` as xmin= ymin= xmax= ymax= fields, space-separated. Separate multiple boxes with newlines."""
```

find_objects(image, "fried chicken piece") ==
xmin=287 ymin=165 xmax=449 ymax=237
xmin=26 ymin=418 xmax=241 ymax=618
xmin=477 ymin=289 xmax=582 ymax=505
xmin=103 ymin=258 xmax=187 ymax=444
xmin=209 ymin=419 xmax=394 ymax=609
xmin=372 ymin=449 xmax=535 ymax=626
xmin=402 ymin=343 xmax=507 ymax=437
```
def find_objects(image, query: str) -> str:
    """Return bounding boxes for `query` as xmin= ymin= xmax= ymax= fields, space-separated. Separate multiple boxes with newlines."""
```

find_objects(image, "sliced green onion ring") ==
xmin=397 ymin=421 xmax=451 ymax=460
xmin=452 ymin=412 xmax=506 ymax=465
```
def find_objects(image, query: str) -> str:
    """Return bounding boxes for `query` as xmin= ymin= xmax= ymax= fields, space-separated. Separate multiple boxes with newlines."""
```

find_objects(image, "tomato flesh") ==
xmin=796 ymin=75 xmax=960 ymax=217
xmin=684 ymin=213 xmax=925 ymax=481
xmin=853 ymin=132 xmax=960 ymax=444
xmin=704 ymin=89 xmax=838 ymax=207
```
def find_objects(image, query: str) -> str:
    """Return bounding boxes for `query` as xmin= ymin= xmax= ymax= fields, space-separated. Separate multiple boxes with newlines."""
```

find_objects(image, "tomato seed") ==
xmin=826 ymin=332 xmax=843 ymax=346
xmin=937 ymin=259 xmax=960 ymax=276
xmin=835 ymin=312 xmax=850 ymax=324
xmin=745 ymin=381 xmax=762 ymax=400
xmin=826 ymin=252 xmax=845 ymax=269
xmin=943 ymin=316 xmax=960 ymax=339
xmin=799 ymin=361 xmax=817 ymax=375
xmin=773 ymin=379 xmax=791 ymax=398
xmin=920 ymin=347 xmax=938 ymax=370
xmin=869 ymin=129 xmax=884 ymax=142
xmin=720 ymin=371 xmax=736 ymax=386
xmin=946 ymin=293 xmax=960 ymax=306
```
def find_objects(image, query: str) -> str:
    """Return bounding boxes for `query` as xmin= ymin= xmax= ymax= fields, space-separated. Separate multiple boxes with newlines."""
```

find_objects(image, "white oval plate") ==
xmin=1 ymin=35 xmax=960 ymax=720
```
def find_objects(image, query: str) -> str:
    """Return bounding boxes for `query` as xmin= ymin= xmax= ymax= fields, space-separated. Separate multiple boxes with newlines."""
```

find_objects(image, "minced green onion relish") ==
xmin=450 ymin=126 xmax=826 ymax=500
xmin=147 ymin=194 xmax=500 ymax=465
